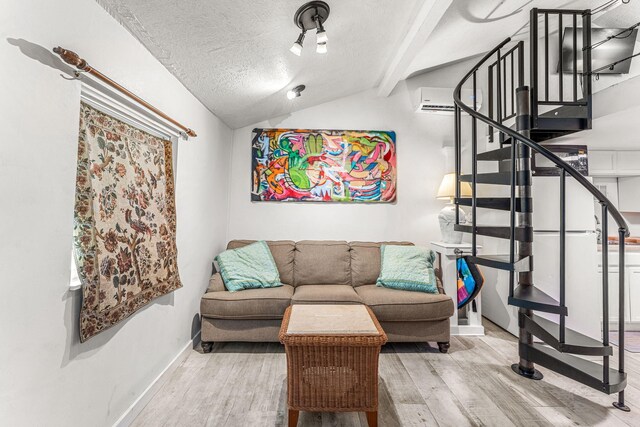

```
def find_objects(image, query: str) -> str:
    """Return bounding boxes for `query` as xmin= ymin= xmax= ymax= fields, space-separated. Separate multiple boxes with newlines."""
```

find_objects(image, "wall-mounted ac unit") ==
xmin=415 ymin=87 xmax=482 ymax=114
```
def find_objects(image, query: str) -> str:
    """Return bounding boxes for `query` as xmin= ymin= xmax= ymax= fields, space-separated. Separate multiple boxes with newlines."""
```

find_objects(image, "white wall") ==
xmin=0 ymin=1 xmax=232 ymax=426
xmin=226 ymin=59 xmax=478 ymax=245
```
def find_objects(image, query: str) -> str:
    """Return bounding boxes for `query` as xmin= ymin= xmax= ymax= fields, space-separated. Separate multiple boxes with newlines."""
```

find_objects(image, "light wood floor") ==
xmin=132 ymin=320 xmax=640 ymax=426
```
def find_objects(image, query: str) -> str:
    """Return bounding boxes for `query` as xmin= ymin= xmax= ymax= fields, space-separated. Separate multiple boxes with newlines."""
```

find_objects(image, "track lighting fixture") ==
xmin=287 ymin=85 xmax=306 ymax=100
xmin=290 ymin=1 xmax=330 ymax=56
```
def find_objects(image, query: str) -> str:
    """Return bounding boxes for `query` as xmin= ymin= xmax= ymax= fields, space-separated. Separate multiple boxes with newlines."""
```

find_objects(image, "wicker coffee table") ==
xmin=279 ymin=304 xmax=387 ymax=427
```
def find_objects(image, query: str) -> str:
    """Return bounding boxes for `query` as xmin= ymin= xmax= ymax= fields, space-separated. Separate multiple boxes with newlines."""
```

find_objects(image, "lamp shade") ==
xmin=437 ymin=173 xmax=472 ymax=200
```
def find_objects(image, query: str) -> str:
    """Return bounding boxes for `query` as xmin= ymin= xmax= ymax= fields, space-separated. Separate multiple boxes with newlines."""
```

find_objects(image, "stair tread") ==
xmin=509 ymin=285 xmax=567 ymax=315
xmin=454 ymin=224 xmax=533 ymax=242
xmin=524 ymin=343 xmax=626 ymax=394
xmin=456 ymin=197 xmax=532 ymax=212
xmin=478 ymin=147 xmax=512 ymax=161
xmin=466 ymin=254 xmax=532 ymax=272
xmin=525 ymin=314 xmax=612 ymax=356
xmin=538 ymin=104 xmax=588 ymax=119
xmin=459 ymin=171 xmax=530 ymax=185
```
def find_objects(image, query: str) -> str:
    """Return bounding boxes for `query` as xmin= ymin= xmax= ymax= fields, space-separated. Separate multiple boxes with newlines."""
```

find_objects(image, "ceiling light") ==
xmin=315 ymin=15 xmax=328 ymax=44
xmin=287 ymin=85 xmax=306 ymax=100
xmin=291 ymin=1 xmax=330 ymax=56
xmin=289 ymin=31 xmax=305 ymax=56
xmin=316 ymin=30 xmax=328 ymax=44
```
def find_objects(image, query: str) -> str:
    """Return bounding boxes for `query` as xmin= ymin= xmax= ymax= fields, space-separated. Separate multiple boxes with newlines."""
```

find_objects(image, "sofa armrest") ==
xmin=207 ymin=273 xmax=226 ymax=293
xmin=435 ymin=267 xmax=445 ymax=295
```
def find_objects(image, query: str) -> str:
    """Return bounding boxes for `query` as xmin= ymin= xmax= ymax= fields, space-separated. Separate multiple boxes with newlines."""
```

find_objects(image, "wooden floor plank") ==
xmin=132 ymin=319 xmax=639 ymax=427
xmin=393 ymin=343 xmax=475 ymax=427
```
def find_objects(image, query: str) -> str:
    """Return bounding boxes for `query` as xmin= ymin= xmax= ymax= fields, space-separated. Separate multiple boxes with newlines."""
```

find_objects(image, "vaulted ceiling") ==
xmin=97 ymin=0 xmax=629 ymax=129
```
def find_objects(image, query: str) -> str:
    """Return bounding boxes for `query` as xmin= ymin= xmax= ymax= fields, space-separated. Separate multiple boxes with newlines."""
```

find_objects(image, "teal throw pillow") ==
xmin=215 ymin=241 xmax=282 ymax=292
xmin=376 ymin=245 xmax=438 ymax=294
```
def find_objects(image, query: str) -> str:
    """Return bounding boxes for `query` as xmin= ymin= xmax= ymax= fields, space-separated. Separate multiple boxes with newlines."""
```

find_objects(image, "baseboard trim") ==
xmin=113 ymin=331 xmax=201 ymax=427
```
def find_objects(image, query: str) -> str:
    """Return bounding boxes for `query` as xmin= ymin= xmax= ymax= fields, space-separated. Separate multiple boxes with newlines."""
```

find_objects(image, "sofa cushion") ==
xmin=349 ymin=241 xmax=414 ymax=287
xmin=355 ymin=285 xmax=453 ymax=322
xmin=216 ymin=241 xmax=282 ymax=292
xmin=294 ymin=240 xmax=351 ymax=286
xmin=377 ymin=245 xmax=438 ymax=294
xmin=201 ymin=285 xmax=294 ymax=320
xmin=291 ymin=285 xmax=363 ymax=305
xmin=227 ymin=240 xmax=295 ymax=285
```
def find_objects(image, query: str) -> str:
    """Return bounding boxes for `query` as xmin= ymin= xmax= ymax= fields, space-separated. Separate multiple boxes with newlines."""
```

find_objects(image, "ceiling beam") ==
xmin=377 ymin=0 xmax=453 ymax=97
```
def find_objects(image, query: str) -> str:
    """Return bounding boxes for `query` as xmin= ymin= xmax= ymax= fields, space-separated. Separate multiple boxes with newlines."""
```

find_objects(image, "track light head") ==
xmin=316 ymin=30 xmax=328 ymax=44
xmin=290 ymin=31 xmax=305 ymax=56
xmin=286 ymin=85 xmax=306 ymax=100
xmin=315 ymin=15 xmax=328 ymax=43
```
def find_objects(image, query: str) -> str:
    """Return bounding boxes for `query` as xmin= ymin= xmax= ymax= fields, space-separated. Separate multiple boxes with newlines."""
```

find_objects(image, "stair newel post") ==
xmin=602 ymin=204 xmax=610 ymax=386
xmin=530 ymin=8 xmax=539 ymax=129
xmin=512 ymin=85 xmax=543 ymax=380
xmin=559 ymin=171 xmax=566 ymax=344
xmin=472 ymin=71 xmax=478 ymax=256
xmin=614 ymin=228 xmax=630 ymax=411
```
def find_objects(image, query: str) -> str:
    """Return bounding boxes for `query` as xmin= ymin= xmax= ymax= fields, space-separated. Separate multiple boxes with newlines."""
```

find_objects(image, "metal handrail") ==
xmin=454 ymin=37 xmax=629 ymax=236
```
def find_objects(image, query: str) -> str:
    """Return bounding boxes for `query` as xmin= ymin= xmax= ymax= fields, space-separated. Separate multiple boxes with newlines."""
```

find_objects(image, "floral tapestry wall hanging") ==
xmin=74 ymin=102 xmax=181 ymax=341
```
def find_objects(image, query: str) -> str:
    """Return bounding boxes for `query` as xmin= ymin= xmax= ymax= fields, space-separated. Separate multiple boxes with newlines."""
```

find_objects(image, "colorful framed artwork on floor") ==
xmin=251 ymin=128 xmax=397 ymax=202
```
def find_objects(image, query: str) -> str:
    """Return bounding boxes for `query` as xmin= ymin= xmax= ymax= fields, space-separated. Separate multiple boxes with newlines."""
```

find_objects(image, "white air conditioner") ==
xmin=415 ymin=87 xmax=482 ymax=114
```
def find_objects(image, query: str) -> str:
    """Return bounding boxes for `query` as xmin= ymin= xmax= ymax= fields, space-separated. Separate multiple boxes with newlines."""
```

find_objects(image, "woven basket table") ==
xmin=279 ymin=304 xmax=388 ymax=427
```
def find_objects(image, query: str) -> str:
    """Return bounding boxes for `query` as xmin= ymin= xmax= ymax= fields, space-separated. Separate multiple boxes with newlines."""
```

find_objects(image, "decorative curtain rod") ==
xmin=53 ymin=46 xmax=197 ymax=138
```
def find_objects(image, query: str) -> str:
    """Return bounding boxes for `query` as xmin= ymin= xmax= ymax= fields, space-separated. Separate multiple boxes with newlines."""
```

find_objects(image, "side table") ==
xmin=431 ymin=241 xmax=485 ymax=336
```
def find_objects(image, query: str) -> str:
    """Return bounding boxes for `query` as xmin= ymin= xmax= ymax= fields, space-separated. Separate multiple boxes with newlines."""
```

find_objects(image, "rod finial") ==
xmin=53 ymin=46 xmax=89 ymax=71
xmin=186 ymin=129 xmax=197 ymax=138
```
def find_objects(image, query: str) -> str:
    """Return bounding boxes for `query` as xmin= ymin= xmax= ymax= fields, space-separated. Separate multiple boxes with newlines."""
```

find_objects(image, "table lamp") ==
xmin=436 ymin=173 xmax=472 ymax=243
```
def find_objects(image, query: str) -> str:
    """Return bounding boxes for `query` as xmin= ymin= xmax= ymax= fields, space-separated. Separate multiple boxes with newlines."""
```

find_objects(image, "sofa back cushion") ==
xmin=349 ymin=241 xmax=414 ymax=287
xmin=227 ymin=240 xmax=295 ymax=285
xmin=294 ymin=240 xmax=351 ymax=286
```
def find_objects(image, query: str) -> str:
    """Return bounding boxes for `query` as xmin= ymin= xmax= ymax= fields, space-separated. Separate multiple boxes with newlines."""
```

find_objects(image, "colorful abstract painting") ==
xmin=251 ymin=128 xmax=396 ymax=202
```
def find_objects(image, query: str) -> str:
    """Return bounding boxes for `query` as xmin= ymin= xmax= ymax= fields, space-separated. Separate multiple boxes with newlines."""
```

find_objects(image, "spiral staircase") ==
xmin=453 ymin=8 xmax=631 ymax=411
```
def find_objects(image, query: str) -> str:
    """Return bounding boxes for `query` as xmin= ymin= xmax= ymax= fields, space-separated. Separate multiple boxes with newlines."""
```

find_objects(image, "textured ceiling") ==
xmin=97 ymin=0 xmax=422 ymax=128
xmin=97 ymin=0 xmax=632 ymax=129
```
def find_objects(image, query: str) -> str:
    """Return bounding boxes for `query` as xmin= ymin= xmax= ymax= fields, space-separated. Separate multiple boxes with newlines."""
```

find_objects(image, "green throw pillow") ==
xmin=376 ymin=245 xmax=438 ymax=294
xmin=215 ymin=241 xmax=282 ymax=292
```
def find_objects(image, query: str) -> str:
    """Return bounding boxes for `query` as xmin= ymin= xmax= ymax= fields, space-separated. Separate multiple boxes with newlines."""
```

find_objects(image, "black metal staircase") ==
xmin=453 ymin=8 xmax=631 ymax=411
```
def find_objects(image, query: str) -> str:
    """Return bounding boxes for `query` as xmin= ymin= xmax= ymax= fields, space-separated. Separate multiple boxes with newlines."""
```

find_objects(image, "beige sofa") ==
xmin=200 ymin=240 xmax=454 ymax=353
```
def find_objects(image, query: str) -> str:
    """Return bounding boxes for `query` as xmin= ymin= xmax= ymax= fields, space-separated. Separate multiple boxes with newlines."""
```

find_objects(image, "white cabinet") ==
xmin=536 ymin=232 xmax=600 ymax=338
xmin=533 ymin=177 xmax=597 ymax=231
xmin=590 ymin=151 xmax=617 ymax=176
xmin=597 ymin=266 xmax=631 ymax=323
xmin=590 ymin=151 xmax=640 ymax=177
xmin=618 ymin=177 xmax=640 ymax=212
xmin=630 ymin=268 xmax=640 ymax=322
xmin=430 ymin=242 xmax=485 ymax=336
xmin=617 ymin=152 xmax=640 ymax=175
